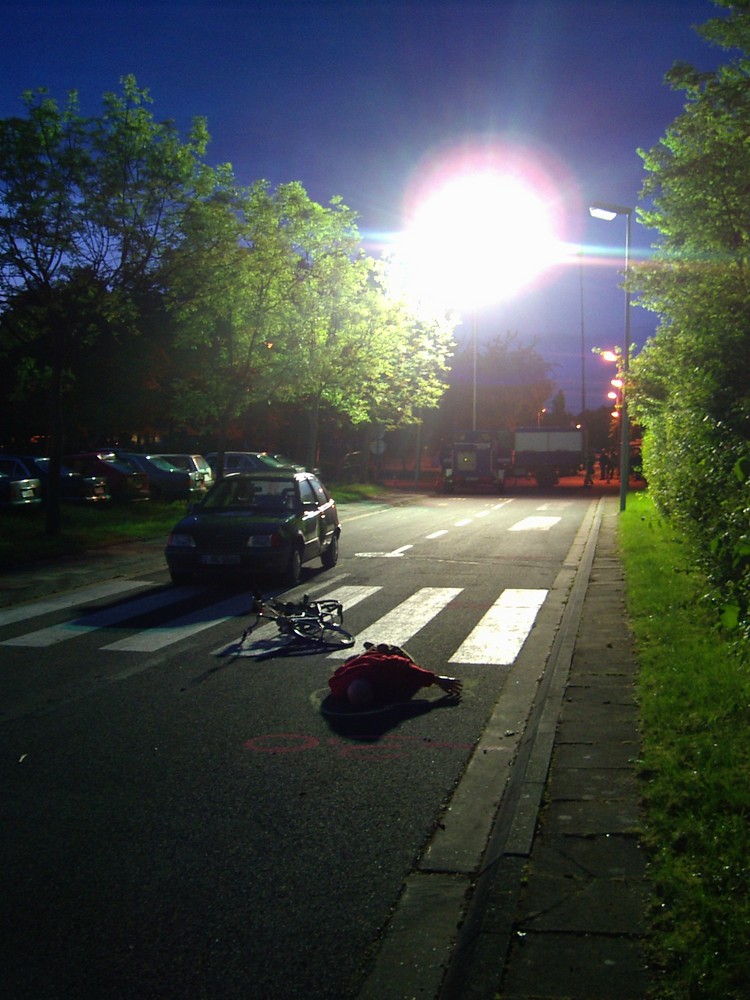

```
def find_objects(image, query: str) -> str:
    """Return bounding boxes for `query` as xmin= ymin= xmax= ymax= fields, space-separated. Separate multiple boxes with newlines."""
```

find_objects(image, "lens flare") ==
xmin=394 ymin=139 xmax=573 ymax=317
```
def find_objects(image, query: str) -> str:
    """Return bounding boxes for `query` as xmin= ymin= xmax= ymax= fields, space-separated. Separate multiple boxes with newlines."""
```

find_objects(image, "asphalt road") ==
xmin=1 ymin=491 xmax=597 ymax=1000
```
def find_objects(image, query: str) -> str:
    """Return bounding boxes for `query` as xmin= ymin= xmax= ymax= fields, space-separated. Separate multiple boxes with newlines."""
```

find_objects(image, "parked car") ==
xmin=115 ymin=452 xmax=206 ymax=502
xmin=0 ymin=456 xmax=42 ymax=509
xmin=269 ymin=454 xmax=308 ymax=472
xmin=1 ymin=454 xmax=110 ymax=504
xmin=63 ymin=452 xmax=151 ymax=503
xmin=205 ymin=451 xmax=298 ymax=476
xmin=153 ymin=454 xmax=214 ymax=491
xmin=164 ymin=471 xmax=340 ymax=586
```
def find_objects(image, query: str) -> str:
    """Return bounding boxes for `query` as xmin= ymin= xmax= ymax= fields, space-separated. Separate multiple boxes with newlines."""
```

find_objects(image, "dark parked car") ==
xmin=0 ymin=456 xmax=42 ymax=509
xmin=116 ymin=452 xmax=207 ymax=502
xmin=164 ymin=471 xmax=340 ymax=586
xmin=1 ymin=454 xmax=110 ymax=504
xmin=64 ymin=452 xmax=151 ymax=503
xmin=153 ymin=454 xmax=215 ymax=491
xmin=205 ymin=451 xmax=298 ymax=476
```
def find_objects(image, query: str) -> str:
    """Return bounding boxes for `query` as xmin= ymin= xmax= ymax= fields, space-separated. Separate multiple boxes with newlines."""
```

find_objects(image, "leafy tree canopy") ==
xmin=629 ymin=0 xmax=750 ymax=627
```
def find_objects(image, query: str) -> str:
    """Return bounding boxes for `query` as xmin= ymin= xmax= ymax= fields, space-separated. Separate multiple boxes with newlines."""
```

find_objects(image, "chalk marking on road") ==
xmin=1 ymin=587 xmax=203 ymax=648
xmin=327 ymin=586 xmax=463 ymax=659
xmin=0 ymin=579 xmax=154 ymax=628
xmin=449 ymin=588 xmax=548 ymax=665
xmin=508 ymin=516 xmax=561 ymax=532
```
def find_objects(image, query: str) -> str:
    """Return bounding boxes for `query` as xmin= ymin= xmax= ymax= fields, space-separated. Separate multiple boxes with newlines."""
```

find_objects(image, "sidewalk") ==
xmin=452 ymin=496 xmax=652 ymax=1000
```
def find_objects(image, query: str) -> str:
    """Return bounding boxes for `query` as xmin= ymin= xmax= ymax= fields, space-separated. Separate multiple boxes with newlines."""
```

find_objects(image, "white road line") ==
xmin=355 ymin=544 xmax=413 ymax=558
xmin=508 ymin=516 xmax=561 ymax=532
xmin=449 ymin=588 xmax=548 ymax=665
xmin=0 ymin=579 xmax=154 ymax=628
xmin=327 ymin=587 xmax=463 ymax=659
xmin=425 ymin=530 xmax=448 ymax=540
xmin=104 ymin=591 xmax=253 ymax=651
xmin=2 ymin=587 xmax=203 ymax=648
xmin=454 ymin=519 xmax=472 ymax=527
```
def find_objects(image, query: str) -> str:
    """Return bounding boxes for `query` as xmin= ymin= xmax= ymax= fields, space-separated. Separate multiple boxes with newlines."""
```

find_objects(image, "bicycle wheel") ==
xmin=291 ymin=619 xmax=355 ymax=649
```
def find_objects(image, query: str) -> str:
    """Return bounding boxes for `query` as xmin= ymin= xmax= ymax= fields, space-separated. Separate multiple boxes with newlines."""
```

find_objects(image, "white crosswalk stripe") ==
xmin=0 ymin=579 xmax=154 ymax=628
xmin=1 ymin=580 xmax=549 ymax=665
xmin=103 ymin=591 xmax=252 ymax=652
xmin=1 ymin=586 xmax=203 ymax=648
xmin=508 ymin=516 xmax=561 ymax=531
xmin=449 ymin=588 xmax=548 ymax=665
xmin=327 ymin=587 xmax=463 ymax=660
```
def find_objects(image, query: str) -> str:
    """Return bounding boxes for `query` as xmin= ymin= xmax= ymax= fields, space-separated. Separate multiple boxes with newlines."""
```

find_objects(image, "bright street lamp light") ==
xmin=589 ymin=201 xmax=632 ymax=511
xmin=396 ymin=144 xmax=565 ymax=430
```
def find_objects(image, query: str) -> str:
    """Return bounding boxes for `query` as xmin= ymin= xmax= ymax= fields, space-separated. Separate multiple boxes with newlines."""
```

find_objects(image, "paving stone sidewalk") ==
xmin=495 ymin=499 xmax=652 ymax=1000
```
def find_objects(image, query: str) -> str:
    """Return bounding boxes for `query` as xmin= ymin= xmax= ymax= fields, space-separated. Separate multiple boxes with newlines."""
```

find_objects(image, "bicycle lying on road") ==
xmin=241 ymin=591 xmax=355 ymax=651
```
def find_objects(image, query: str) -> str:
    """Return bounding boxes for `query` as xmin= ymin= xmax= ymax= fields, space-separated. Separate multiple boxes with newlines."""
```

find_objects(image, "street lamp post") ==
xmin=589 ymin=201 xmax=632 ymax=511
xmin=472 ymin=308 xmax=478 ymax=431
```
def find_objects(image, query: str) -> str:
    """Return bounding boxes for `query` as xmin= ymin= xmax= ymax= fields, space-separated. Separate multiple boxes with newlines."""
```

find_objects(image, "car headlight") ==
xmin=247 ymin=534 xmax=274 ymax=548
xmin=167 ymin=532 xmax=195 ymax=548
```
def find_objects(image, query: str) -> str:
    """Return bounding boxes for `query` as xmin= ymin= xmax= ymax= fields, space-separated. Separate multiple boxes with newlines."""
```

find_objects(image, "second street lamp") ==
xmin=589 ymin=201 xmax=632 ymax=511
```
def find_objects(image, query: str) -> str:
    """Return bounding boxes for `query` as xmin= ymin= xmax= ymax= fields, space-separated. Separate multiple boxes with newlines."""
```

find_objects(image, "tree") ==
xmin=0 ymin=76 xmax=211 ymax=532
xmin=166 ymin=180 xmax=456 ymax=471
xmin=629 ymin=0 xmax=750 ymax=623
xmin=165 ymin=178 xmax=294 ymax=468
xmin=437 ymin=332 xmax=554 ymax=437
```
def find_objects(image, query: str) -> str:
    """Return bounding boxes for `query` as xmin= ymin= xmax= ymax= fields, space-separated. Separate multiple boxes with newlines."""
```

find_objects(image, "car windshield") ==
xmin=147 ymin=456 xmax=179 ymax=471
xmin=201 ymin=478 xmax=298 ymax=512
xmin=256 ymin=454 xmax=289 ymax=469
xmin=160 ymin=456 xmax=189 ymax=470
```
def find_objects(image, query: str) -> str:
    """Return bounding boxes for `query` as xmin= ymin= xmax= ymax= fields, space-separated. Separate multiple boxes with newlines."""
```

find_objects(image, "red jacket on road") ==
xmin=328 ymin=649 xmax=440 ymax=704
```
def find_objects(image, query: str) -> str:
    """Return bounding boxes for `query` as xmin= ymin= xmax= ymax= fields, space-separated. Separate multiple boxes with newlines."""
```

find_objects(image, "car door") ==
xmin=307 ymin=476 xmax=337 ymax=549
xmin=298 ymin=477 xmax=324 ymax=559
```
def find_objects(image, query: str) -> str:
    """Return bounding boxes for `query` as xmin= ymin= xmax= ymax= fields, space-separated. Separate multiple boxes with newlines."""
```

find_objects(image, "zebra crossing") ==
xmin=0 ymin=576 xmax=549 ymax=666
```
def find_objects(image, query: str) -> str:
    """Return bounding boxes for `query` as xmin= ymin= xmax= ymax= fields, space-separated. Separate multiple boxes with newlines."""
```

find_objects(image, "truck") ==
xmin=440 ymin=430 xmax=507 ymax=494
xmin=511 ymin=427 xmax=584 ymax=488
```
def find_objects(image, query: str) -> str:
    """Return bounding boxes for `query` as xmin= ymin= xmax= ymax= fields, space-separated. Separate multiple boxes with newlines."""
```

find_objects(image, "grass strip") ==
xmin=620 ymin=492 xmax=750 ymax=998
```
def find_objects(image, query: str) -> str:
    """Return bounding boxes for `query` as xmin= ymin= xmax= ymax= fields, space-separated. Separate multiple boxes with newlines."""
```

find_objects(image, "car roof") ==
xmin=224 ymin=470 xmax=310 ymax=482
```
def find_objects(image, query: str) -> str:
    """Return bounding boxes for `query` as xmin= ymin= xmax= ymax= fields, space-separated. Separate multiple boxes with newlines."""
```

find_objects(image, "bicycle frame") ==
xmin=242 ymin=591 xmax=353 ymax=649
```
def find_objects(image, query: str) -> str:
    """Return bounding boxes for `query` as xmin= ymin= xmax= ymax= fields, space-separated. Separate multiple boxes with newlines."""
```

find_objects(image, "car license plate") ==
xmin=21 ymin=488 xmax=34 ymax=498
xmin=201 ymin=554 xmax=240 ymax=565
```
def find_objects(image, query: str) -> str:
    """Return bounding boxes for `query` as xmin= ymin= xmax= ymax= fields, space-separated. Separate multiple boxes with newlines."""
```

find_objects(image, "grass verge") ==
xmin=0 ymin=501 xmax=185 ymax=568
xmin=620 ymin=491 xmax=750 ymax=998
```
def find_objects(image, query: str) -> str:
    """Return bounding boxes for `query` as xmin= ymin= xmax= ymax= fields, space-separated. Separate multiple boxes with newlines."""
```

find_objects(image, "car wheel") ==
xmin=321 ymin=533 xmax=339 ymax=569
xmin=285 ymin=546 xmax=303 ymax=586
xmin=170 ymin=569 xmax=193 ymax=585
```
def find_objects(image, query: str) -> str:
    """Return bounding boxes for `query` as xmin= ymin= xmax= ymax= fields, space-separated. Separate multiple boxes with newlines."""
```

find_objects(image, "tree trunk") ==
xmin=44 ymin=331 xmax=64 ymax=536
xmin=304 ymin=396 xmax=320 ymax=471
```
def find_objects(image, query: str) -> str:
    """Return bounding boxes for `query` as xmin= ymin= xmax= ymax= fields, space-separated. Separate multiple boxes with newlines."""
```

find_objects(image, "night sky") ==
xmin=1 ymin=0 xmax=731 ymax=408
